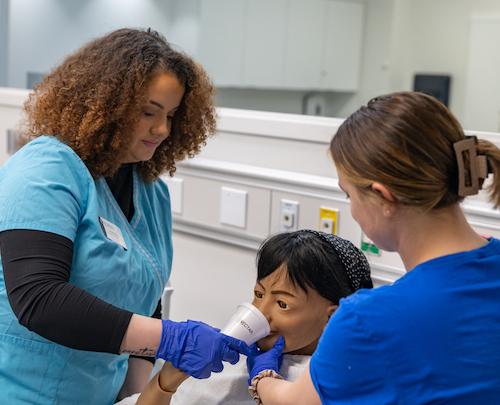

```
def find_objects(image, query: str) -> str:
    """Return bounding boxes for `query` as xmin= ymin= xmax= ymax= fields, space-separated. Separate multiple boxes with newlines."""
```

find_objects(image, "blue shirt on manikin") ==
xmin=310 ymin=238 xmax=500 ymax=404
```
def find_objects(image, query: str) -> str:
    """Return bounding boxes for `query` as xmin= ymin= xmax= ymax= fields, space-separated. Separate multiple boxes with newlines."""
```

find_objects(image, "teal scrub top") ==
xmin=0 ymin=136 xmax=173 ymax=404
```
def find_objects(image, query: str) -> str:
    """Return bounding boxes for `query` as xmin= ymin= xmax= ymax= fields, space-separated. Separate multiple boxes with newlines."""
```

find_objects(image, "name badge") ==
xmin=99 ymin=217 xmax=128 ymax=250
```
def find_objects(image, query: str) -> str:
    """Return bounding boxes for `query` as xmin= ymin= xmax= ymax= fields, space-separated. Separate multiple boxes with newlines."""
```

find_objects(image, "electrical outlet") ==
xmin=320 ymin=217 xmax=334 ymax=233
xmin=280 ymin=199 xmax=299 ymax=232
xmin=319 ymin=207 xmax=338 ymax=234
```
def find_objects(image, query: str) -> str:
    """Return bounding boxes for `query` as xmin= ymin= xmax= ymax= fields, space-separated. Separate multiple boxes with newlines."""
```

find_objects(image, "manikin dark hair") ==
xmin=256 ymin=231 xmax=372 ymax=305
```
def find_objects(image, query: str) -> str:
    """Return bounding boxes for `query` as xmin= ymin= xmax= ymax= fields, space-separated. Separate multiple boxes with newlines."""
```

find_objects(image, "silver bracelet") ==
xmin=248 ymin=369 xmax=283 ymax=404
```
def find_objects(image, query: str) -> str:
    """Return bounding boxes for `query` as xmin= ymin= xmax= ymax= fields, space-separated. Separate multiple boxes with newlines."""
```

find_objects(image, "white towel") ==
xmin=116 ymin=354 xmax=310 ymax=405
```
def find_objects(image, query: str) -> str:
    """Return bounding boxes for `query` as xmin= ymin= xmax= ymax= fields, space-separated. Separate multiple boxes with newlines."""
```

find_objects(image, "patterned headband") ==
xmin=301 ymin=230 xmax=372 ymax=291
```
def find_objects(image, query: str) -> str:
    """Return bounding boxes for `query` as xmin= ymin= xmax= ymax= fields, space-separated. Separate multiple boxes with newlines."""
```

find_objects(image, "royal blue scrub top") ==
xmin=0 ymin=136 xmax=173 ymax=404
xmin=310 ymin=238 xmax=500 ymax=404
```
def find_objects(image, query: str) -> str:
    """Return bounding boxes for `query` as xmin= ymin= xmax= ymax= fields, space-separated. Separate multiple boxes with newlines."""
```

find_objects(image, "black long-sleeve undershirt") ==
xmin=0 ymin=229 xmax=133 ymax=353
xmin=0 ymin=164 xmax=162 ymax=355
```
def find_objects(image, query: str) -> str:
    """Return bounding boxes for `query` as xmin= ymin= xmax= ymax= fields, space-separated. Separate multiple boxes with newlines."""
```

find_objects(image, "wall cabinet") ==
xmin=199 ymin=0 xmax=364 ymax=91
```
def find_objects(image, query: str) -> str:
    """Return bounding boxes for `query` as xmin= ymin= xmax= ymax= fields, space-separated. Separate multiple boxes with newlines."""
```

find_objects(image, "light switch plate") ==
xmin=220 ymin=187 xmax=248 ymax=228
xmin=163 ymin=177 xmax=184 ymax=215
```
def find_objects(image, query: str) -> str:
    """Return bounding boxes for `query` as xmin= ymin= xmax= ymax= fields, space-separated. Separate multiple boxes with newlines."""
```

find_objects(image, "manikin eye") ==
xmin=277 ymin=300 xmax=288 ymax=309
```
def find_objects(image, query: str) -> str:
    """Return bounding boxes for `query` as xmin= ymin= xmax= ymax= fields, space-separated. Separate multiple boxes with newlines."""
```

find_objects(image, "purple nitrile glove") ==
xmin=246 ymin=336 xmax=285 ymax=385
xmin=156 ymin=319 xmax=250 ymax=379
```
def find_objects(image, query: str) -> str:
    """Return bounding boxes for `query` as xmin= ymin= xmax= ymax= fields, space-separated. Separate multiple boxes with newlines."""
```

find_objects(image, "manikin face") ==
xmin=122 ymin=71 xmax=185 ymax=164
xmin=252 ymin=266 xmax=335 ymax=355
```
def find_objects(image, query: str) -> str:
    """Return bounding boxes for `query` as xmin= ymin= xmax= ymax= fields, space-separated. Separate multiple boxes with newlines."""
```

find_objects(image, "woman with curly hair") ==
xmin=0 ymin=28 xmax=248 ymax=404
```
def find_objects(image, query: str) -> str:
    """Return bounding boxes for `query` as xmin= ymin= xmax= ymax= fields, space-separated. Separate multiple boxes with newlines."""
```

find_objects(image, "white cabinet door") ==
xmin=199 ymin=0 xmax=246 ymax=87
xmin=199 ymin=0 xmax=364 ymax=91
xmin=242 ymin=0 xmax=288 ymax=88
xmin=321 ymin=1 xmax=364 ymax=91
xmin=284 ymin=0 xmax=324 ymax=89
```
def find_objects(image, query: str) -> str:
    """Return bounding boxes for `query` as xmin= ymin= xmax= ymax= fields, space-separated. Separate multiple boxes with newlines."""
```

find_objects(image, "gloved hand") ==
xmin=246 ymin=336 xmax=285 ymax=385
xmin=156 ymin=319 xmax=250 ymax=379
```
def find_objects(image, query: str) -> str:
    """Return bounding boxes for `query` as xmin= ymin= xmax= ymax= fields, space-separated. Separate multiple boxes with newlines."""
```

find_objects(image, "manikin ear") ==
xmin=371 ymin=182 xmax=397 ymax=217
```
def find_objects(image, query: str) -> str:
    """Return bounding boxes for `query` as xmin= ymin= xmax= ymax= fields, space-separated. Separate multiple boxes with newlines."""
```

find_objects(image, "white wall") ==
xmin=166 ymin=0 xmax=394 ymax=117
xmin=5 ymin=0 xmax=500 ymax=123
xmin=0 ymin=0 xmax=8 ymax=86
xmin=6 ymin=0 xmax=173 ymax=88
xmin=389 ymin=0 xmax=500 ymax=123
xmin=171 ymin=0 xmax=500 ymax=127
xmin=463 ymin=16 xmax=500 ymax=132
xmin=1 ymin=0 xmax=384 ymax=117
xmin=213 ymin=0 xmax=500 ymax=123
xmin=212 ymin=0 xmax=394 ymax=118
xmin=167 ymin=0 xmax=200 ymax=57
xmin=169 ymin=233 xmax=256 ymax=327
xmin=324 ymin=0 xmax=395 ymax=117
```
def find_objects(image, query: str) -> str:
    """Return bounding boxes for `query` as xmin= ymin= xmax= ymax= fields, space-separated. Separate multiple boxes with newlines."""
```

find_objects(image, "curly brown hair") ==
xmin=22 ymin=28 xmax=216 ymax=181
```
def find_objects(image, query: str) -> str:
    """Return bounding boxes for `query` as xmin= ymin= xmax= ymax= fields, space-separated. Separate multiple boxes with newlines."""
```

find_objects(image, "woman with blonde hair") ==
xmin=246 ymin=91 xmax=500 ymax=404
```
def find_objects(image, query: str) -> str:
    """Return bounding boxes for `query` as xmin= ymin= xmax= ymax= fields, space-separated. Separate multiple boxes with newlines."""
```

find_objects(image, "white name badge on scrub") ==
xmin=99 ymin=217 xmax=128 ymax=250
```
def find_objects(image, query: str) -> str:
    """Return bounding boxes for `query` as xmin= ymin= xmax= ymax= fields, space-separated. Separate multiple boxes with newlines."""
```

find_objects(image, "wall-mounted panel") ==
xmin=176 ymin=174 xmax=271 ymax=239
xmin=270 ymin=189 xmax=405 ymax=282
xmin=270 ymin=190 xmax=353 ymax=238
